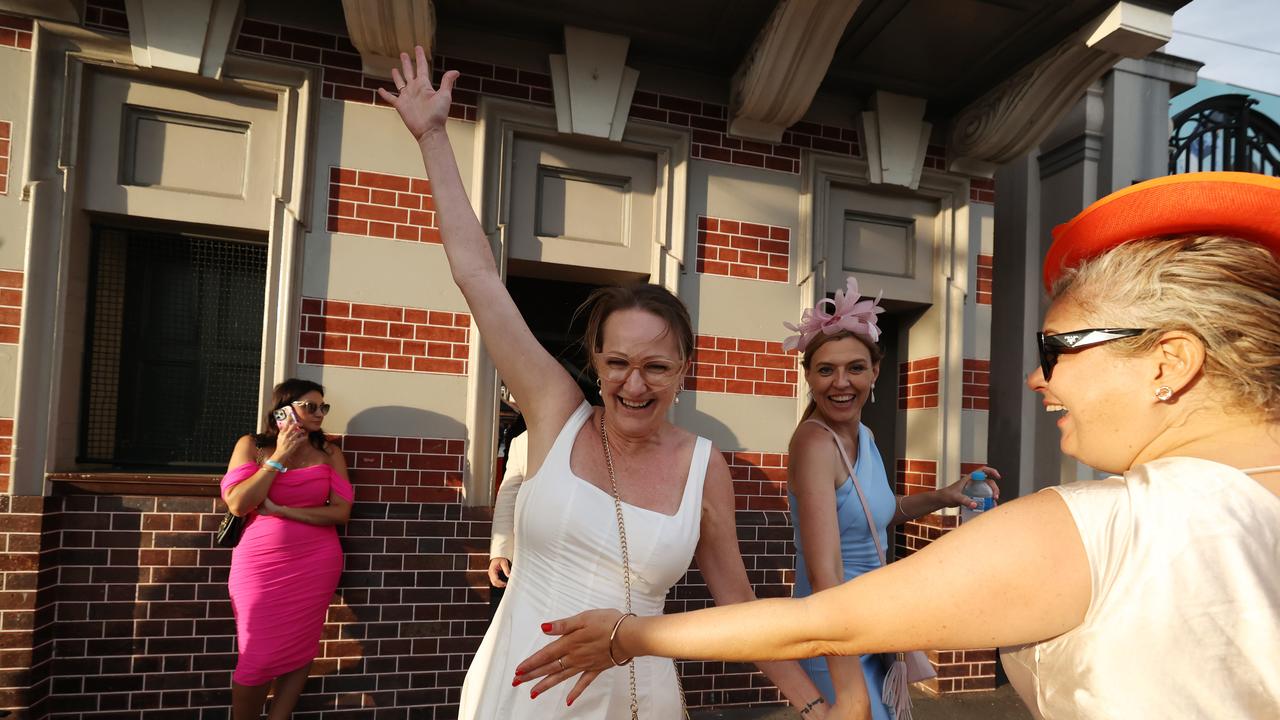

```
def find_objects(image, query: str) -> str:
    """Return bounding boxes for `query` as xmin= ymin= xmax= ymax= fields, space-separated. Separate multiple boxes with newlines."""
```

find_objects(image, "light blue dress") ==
xmin=788 ymin=422 xmax=895 ymax=720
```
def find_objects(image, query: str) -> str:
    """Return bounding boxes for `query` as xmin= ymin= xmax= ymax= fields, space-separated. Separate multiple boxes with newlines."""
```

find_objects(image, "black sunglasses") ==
xmin=1036 ymin=328 xmax=1149 ymax=381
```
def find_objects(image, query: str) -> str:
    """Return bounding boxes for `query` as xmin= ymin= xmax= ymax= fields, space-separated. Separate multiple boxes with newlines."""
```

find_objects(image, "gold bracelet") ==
xmin=608 ymin=612 xmax=637 ymax=666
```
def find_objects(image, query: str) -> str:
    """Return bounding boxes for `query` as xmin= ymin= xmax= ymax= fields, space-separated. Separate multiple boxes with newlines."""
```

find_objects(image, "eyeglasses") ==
xmin=1036 ymin=328 xmax=1148 ymax=381
xmin=291 ymin=400 xmax=331 ymax=415
xmin=598 ymin=354 xmax=683 ymax=388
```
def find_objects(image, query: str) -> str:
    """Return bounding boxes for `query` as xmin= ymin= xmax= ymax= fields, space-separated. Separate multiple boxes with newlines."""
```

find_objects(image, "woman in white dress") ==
xmin=379 ymin=48 xmax=835 ymax=719
xmin=518 ymin=172 xmax=1280 ymax=720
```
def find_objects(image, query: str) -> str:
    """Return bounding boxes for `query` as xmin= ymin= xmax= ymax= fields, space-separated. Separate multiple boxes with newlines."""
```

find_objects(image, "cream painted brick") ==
xmin=295 ymin=363 xmax=469 ymax=438
xmin=301 ymin=233 xmax=468 ymax=313
xmin=673 ymin=391 xmax=794 ymax=454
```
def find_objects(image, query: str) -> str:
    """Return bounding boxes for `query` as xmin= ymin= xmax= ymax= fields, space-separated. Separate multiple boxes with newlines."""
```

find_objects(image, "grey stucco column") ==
xmin=987 ymin=54 xmax=1200 ymax=497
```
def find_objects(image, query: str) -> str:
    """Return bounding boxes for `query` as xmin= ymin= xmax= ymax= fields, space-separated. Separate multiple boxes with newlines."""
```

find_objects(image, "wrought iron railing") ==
xmin=1169 ymin=93 xmax=1280 ymax=176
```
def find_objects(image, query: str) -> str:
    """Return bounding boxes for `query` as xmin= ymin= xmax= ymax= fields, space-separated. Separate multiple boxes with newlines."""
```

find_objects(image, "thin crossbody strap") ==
xmin=803 ymin=418 xmax=886 ymax=567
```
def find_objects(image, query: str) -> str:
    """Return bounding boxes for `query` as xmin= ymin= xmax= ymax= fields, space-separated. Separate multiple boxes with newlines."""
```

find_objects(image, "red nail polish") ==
xmin=530 ymin=690 xmax=539 ymax=699
xmin=541 ymin=622 xmax=552 ymax=632
xmin=515 ymin=668 xmax=525 ymax=676
xmin=511 ymin=678 xmax=519 ymax=687
xmin=567 ymin=697 xmax=574 ymax=707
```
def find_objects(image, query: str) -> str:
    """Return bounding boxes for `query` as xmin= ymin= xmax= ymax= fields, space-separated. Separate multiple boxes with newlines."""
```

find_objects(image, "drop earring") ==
xmin=871 ymin=383 xmax=876 ymax=404
xmin=675 ymin=383 xmax=684 ymax=405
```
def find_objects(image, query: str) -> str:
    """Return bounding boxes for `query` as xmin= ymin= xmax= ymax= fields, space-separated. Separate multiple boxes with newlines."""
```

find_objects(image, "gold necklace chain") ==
xmin=599 ymin=413 xmax=690 ymax=720
xmin=599 ymin=412 xmax=640 ymax=720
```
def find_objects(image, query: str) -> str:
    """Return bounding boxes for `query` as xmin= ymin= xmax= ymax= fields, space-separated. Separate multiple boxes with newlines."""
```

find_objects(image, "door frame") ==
xmin=462 ymin=96 xmax=689 ymax=505
xmin=800 ymin=151 xmax=973 ymax=489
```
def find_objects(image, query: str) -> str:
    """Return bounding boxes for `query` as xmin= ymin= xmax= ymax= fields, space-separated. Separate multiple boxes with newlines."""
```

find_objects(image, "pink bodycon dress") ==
xmin=221 ymin=462 xmax=354 ymax=686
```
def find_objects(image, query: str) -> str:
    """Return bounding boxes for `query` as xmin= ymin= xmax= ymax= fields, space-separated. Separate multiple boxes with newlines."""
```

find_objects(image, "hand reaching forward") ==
xmin=376 ymin=45 xmax=459 ymax=142
xmin=513 ymin=609 xmax=627 ymax=705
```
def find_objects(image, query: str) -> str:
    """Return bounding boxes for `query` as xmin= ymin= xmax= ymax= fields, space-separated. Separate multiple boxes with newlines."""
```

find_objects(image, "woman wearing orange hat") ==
xmin=515 ymin=172 xmax=1280 ymax=719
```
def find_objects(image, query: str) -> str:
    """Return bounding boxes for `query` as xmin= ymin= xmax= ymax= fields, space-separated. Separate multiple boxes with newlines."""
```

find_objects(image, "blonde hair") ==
xmin=1052 ymin=235 xmax=1280 ymax=420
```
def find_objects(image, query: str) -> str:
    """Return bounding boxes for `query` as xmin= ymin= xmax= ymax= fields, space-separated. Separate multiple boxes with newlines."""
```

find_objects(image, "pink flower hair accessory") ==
xmin=782 ymin=277 xmax=884 ymax=353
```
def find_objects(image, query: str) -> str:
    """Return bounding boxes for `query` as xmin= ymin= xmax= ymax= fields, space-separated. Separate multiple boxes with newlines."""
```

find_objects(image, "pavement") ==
xmin=689 ymin=684 xmax=1033 ymax=720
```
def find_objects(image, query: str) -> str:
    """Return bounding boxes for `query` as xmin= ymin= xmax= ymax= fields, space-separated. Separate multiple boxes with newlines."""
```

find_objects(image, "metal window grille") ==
xmin=80 ymin=226 xmax=268 ymax=469
xmin=1169 ymin=93 xmax=1280 ymax=176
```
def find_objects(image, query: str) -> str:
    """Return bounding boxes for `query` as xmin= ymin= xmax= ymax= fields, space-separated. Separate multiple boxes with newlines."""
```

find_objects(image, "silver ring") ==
xmin=557 ymin=657 xmax=567 ymax=672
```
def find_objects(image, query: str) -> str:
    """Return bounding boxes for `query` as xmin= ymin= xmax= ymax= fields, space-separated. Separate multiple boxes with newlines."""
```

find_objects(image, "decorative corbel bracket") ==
xmin=340 ymin=0 xmax=435 ymax=78
xmin=728 ymin=0 xmax=862 ymax=143
xmin=947 ymin=1 xmax=1173 ymax=175
xmin=861 ymin=91 xmax=931 ymax=189
xmin=548 ymin=26 xmax=638 ymax=141
xmin=124 ymin=0 xmax=242 ymax=78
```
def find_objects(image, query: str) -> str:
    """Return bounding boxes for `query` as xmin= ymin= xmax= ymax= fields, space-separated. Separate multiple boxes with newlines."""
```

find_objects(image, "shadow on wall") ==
xmin=299 ymin=404 xmax=493 ymax=714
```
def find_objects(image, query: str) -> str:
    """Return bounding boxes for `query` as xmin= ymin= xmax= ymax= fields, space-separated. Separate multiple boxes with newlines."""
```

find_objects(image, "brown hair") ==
xmin=579 ymin=283 xmax=694 ymax=369
xmin=256 ymin=378 xmax=328 ymax=451
xmin=799 ymin=330 xmax=884 ymax=420
xmin=1053 ymin=235 xmax=1280 ymax=420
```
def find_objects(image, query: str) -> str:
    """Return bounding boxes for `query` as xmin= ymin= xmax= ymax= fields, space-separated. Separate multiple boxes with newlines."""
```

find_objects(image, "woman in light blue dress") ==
xmin=784 ymin=278 xmax=999 ymax=718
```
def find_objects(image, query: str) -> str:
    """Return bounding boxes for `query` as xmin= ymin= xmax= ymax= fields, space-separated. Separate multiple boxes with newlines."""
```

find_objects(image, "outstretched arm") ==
xmin=517 ymin=489 xmax=1089 ymax=685
xmin=378 ymin=48 xmax=579 ymax=449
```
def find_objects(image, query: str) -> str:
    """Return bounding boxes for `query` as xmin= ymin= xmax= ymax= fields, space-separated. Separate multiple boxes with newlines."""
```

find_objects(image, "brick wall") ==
xmin=724 ymin=451 xmax=788 ymax=512
xmin=299 ymin=298 xmax=471 ymax=375
xmin=0 ymin=120 xmax=11 ymax=195
xmin=0 ymin=270 xmax=22 ymax=346
xmin=230 ymin=18 xmax=869 ymax=176
xmin=0 ymin=496 xmax=47 ymax=716
xmin=20 ymin=433 xmax=490 ymax=719
xmin=898 ymin=357 xmax=939 ymax=410
xmin=0 ymin=419 xmax=12 ymax=495
xmin=665 ymin=509 xmax=796 ymax=708
xmin=969 ymin=177 xmax=995 ymax=204
xmin=696 ymin=216 xmax=790 ymax=283
xmin=327 ymin=167 xmax=441 ymax=244
xmin=340 ymin=435 xmax=465 ymax=505
xmin=976 ymin=254 xmax=993 ymax=305
xmin=962 ymin=359 xmax=990 ymax=411
xmin=688 ymin=335 xmax=796 ymax=398
xmin=0 ymin=14 xmax=33 ymax=51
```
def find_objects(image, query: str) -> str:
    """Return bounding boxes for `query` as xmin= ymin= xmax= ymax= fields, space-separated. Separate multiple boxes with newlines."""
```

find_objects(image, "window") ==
xmin=79 ymin=225 xmax=267 ymax=471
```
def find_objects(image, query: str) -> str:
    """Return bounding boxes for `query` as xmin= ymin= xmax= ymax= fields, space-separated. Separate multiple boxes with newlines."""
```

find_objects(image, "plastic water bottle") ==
xmin=960 ymin=470 xmax=995 ymax=523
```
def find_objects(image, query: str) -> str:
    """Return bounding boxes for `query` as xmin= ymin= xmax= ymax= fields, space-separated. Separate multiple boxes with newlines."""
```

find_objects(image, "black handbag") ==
xmin=215 ymin=511 xmax=245 ymax=548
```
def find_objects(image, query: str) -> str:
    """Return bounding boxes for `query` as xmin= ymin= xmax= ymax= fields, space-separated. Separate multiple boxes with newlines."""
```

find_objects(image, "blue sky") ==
xmin=1164 ymin=0 xmax=1280 ymax=95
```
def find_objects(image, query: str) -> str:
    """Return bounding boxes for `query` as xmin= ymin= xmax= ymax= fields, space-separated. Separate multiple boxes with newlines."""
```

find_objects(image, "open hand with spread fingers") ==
xmin=376 ymin=45 xmax=458 ymax=143
xmin=512 ymin=609 xmax=627 ymax=706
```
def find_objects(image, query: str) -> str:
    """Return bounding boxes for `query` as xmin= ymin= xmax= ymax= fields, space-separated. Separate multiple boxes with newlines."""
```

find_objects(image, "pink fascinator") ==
xmin=782 ymin=277 xmax=884 ymax=353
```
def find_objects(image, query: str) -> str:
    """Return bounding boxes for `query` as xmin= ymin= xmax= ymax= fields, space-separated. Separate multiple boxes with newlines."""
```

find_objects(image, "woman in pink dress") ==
xmin=221 ymin=379 xmax=354 ymax=719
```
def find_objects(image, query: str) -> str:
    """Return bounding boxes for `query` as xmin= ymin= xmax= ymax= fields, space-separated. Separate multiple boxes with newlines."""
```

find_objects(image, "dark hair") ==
xmin=256 ymin=378 xmax=328 ymax=452
xmin=579 ymin=284 xmax=694 ymax=371
xmin=799 ymin=330 xmax=884 ymax=420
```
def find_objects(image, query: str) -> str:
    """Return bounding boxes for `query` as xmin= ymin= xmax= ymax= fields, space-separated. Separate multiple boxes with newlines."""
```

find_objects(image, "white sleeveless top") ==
xmin=460 ymin=402 xmax=712 ymax=719
xmin=1001 ymin=457 xmax=1280 ymax=719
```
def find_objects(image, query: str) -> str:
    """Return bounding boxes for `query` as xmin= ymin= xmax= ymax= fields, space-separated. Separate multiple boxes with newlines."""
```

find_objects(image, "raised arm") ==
xmin=378 ymin=47 xmax=579 ymax=441
xmin=787 ymin=425 xmax=872 ymax=713
xmin=518 ymin=489 xmax=1090 ymax=685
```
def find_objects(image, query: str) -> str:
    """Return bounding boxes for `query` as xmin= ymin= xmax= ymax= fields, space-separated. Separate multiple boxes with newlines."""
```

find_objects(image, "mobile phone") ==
xmin=273 ymin=405 xmax=299 ymax=428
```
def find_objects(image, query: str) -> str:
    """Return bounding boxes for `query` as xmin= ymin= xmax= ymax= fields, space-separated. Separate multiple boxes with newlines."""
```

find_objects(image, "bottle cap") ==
xmin=970 ymin=470 xmax=986 ymax=481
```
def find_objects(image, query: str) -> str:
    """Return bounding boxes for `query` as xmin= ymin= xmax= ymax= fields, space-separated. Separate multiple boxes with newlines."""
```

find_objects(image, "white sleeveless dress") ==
xmin=460 ymin=402 xmax=711 ymax=719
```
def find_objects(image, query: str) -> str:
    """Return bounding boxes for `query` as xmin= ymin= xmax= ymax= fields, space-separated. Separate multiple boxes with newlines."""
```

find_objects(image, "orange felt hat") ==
xmin=1043 ymin=171 xmax=1280 ymax=290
